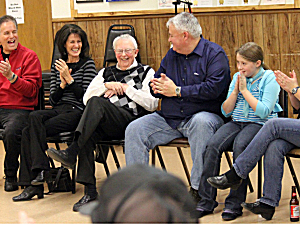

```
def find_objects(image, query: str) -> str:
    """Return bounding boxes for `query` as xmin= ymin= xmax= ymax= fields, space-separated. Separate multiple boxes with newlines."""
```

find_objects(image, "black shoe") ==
xmin=221 ymin=211 xmax=242 ymax=221
xmin=47 ymin=148 xmax=76 ymax=169
xmin=4 ymin=177 xmax=18 ymax=192
xmin=12 ymin=185 xmax=44 ymax=202
xmin=31 ymin=170 xmax=45 ymax=186
xmin=189 ymin=187 xmax=201 ymax=203
xmin=207 ymin=174 xmax=242 ymax=190
xmin=192 ymin=209 xmax=213 ymax=218
xmin=73 ymin=194 xmax=97 ymax=212
xmin=242 ymin=201 xmax=275 ymax=220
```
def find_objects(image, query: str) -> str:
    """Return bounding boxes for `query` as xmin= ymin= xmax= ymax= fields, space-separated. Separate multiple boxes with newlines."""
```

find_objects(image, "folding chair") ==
xmin=103 ymin=24 xmax=141 ymax=67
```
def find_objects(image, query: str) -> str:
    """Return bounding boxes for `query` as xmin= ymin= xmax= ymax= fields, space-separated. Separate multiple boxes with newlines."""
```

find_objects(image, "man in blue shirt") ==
xmin=125 ymin=12 xmax=231 ymax=203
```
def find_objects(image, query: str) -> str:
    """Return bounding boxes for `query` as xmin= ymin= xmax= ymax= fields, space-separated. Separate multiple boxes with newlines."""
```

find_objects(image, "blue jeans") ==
xmin=197 ymin=121 xmax=262 ymax=214
xmin=233 ymin=118 xmax=300 ymax=207
xmin=125 ymin=111 xmax=224 ymax=189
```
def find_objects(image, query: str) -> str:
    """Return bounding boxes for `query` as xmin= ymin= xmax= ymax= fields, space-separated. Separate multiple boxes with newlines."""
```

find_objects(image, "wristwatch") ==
xmin=175 ymin=86 xmax=181 ymax=97
xmin=292 ymin=86 xmax=300 ymax=95
xmin=8 ymin=73 xmax=16 ymax=81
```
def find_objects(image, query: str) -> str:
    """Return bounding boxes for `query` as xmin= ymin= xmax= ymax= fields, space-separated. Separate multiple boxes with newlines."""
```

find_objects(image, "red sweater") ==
xmin=0 ymin=43 xmax=42 ymax=110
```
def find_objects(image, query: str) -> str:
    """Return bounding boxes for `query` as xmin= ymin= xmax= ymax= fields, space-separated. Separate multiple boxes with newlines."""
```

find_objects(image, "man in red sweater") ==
xmin=0 ymin=15 xmax=42 ymax=192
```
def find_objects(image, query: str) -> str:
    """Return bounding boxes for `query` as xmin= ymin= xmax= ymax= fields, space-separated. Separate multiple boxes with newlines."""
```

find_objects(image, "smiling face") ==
xmin=65 ymin=33 xmax=82 ymax=63
xmin=114 ymin=38 xmax=138 ymax=70
xmin=236 ymin=53 xmax=261 ymax=78
xmin=168 ymin=24 xmax=185 ymax=54
xmin=0 ymin=20 xmax=18 ymax=54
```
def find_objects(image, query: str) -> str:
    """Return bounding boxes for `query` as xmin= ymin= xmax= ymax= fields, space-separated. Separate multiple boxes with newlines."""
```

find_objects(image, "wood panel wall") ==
xmin=0 ymin=0 xmax=53 ymax=70
xmin=52 ymin=9 xmax=300 ymax=117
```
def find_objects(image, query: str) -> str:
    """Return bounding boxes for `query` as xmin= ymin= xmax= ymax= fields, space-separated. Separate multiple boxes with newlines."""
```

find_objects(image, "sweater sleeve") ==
xmin=221 ymin=73 xmax=239 ymax=117
xmin=125 ymin=67 xmax=158 ymax=111
xmin=254 ymin=71 xmax=281 ymax=119
xmin=11 ymin=52 xmax=42 ymax=98
xmin=83 ymin=68 xmax=107 ymax=105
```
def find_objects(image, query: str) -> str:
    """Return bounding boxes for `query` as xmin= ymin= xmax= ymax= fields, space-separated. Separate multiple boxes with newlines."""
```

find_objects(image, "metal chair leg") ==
xmin=177 ymin=147 xmax=191 ymax=186
xmin=71 ymin=165 xmax=76 ymax=194
xmin=257 ymin=158 xmax=262 ymax=198
xmin=286 ymin=156 xmax=300 ymax=195
xmin=99 ymin=145 xmax=110 ymax=176
xmin=151 ymin=148 xmax=156 ymax=166
xmin=155 ymin=146 xmax=166 ymax=170
xmin=224 ymin=151 xmax=254 ymax=193
xmin=109 ymin=145 xmax=121 ymax=170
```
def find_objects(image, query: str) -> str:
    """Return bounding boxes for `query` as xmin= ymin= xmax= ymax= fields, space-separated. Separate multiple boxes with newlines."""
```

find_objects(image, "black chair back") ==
xmin=278 ymin=89 xmax=288 ymax=118
xmin=103 ymin=24 xmax=141 ymax=68
xmin=51 ymin=29 xmax=62 ymax=65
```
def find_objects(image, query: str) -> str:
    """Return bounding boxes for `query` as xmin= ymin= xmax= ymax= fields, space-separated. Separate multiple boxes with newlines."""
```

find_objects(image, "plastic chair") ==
xmin=103 ymin=24 xmax=141 ymax=67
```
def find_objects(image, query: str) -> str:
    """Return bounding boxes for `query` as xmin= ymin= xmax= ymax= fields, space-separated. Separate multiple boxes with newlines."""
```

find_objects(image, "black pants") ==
xmin=0 ymin=109 xmax=31 ymax=178
xmin=76 ymin=97 xmax=137 ymax=185
xmin=18 ymin=104 xmax=82 ymax=186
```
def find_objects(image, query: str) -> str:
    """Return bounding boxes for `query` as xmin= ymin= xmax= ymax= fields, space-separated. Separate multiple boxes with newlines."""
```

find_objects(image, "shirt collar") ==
xmin=171 ymin=36 xmax=205 ymax=57
xmin=246 ymin=67 xmax=265 ymax=83
xmin=116 ymin=59 xmax=138 ymax=70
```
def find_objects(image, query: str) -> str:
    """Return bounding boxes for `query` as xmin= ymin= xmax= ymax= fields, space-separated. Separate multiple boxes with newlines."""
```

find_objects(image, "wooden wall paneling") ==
xmin=158 ymin=17 xmax=170 ymax=67
xmin=278 ymin=13 xmax=291 ymax=73
xmin=145 ymin=18 xmax=161 ymax=71
xmin=236 ymin=14 xmax=254 ymax=46
xmin=0 ymin=0 xmax=5 ymax=16
xmin=132 ymin=19 xmax=146 ymax=65
xmin=289 ymin=12 xmax=300 ymax=73
xmin=252 ymin=14 xmax=264 ymax=49
xmin=262 ymin=14 xmax=280 ymax=71
xmin=15 ymin=0 xmax=53 ymax=70
xmin=120 ymin=18 xmax=147 ymax=65
xmin=215 ymin=15 xmax=238 ymax=75
xmin=197 ymin=15 xmax=216 ymax=43
xmin=87 ymin=20 xmax=105 ymax=69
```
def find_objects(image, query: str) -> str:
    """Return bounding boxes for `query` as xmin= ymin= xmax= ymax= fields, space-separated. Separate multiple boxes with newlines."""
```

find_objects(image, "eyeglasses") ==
xmin=115 ymin=48 xmax=135 ymax=55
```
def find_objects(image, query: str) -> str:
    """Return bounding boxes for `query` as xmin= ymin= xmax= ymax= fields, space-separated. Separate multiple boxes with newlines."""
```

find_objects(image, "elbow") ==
xmin=144 ymin=99 xmax=159 ymax=112
xmin=256 ymin=110 xmax=270 ymax=119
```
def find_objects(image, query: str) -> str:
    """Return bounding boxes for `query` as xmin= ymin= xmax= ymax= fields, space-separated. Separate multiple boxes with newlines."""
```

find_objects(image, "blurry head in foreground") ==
xmin=80 ymin=164 xmax=197 ymax=223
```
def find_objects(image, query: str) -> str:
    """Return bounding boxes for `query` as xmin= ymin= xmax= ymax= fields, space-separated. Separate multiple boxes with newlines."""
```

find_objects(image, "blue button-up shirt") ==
xmin=151 ymin=37 xmax=231 ymax=129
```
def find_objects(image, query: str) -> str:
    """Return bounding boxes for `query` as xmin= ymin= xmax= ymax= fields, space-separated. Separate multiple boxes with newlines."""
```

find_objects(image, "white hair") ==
xmin=166 ymin=12 xmax=202 ymax=38
xmin=113 ymin=34 xmax=138 ymax=49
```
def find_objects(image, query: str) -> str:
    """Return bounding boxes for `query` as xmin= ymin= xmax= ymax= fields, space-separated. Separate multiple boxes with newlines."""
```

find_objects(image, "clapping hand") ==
xmin=150 ymin=73 xmax=177 ymax=97
xmin=274 ymin=70 xmax=298 ymax=93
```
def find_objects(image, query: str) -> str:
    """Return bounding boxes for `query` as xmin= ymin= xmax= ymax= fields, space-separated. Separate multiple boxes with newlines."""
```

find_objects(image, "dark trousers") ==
xmin=18 ymin=104 xmax=82 ymax=186
xmin=0 ymin=109 xmax=31 ymax=178
xmin=198 ymin=121 xmax=262 ymax=214
xmin=75 ymin=97 xmax=137 ymax=185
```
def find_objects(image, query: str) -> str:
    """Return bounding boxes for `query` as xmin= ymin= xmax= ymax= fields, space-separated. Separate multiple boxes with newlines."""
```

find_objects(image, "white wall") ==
xmin=51 ymin=0 xmax=294 ymax=19
xmin=51 ymin=0 xmax=71 ymax=18
xmin=51 ymin=0 xmax=158 ymax=19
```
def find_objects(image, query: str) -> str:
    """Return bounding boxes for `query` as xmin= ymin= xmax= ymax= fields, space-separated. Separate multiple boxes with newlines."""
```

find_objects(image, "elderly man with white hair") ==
xmin=48 ymin=34 xmax=158 ymax=212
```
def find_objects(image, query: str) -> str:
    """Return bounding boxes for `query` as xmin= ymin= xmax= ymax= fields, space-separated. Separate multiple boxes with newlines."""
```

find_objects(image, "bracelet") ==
xmin=8 ymin=73 xmax=16 ymax=81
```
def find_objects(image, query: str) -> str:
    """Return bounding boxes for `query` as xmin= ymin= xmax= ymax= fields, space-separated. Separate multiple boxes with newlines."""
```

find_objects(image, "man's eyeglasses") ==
xmin=115 ymin=48 xmax=135 ymax=55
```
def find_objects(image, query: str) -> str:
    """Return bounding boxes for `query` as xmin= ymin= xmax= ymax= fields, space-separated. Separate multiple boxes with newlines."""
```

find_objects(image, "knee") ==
xmin=264 ymin=118 xmax=281 ymax=130
xmin=28 ymin=111 xmax=42 ymax=122
xmin=232 ymin=140 xmax=247 ymax=158
xmin=190 ymin=112 xmax=223 ymax=132
xmin=3 ymin=126 xmax=21 ymax=141
xmin=125 ymin=119 xmax=141 ymax=139
xmin=268 ymin=141 xmax=286 ymax=159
